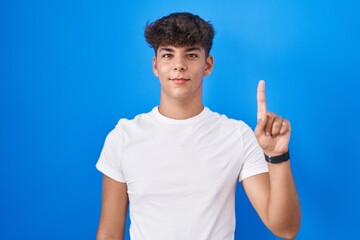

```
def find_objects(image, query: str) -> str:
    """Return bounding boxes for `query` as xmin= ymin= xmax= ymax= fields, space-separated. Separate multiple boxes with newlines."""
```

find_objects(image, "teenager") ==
xmin=96 ymin=12 xmax=300 ymax=240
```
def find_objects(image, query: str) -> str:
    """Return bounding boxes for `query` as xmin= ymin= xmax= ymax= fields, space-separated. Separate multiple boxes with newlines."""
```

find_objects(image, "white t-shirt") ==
xmin=96 ymin=106 xmax=268 ymax=240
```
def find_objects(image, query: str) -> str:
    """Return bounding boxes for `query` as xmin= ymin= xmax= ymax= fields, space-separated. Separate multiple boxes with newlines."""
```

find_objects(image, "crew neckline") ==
xmin=151 ymin=106 xmax=211 ymax=124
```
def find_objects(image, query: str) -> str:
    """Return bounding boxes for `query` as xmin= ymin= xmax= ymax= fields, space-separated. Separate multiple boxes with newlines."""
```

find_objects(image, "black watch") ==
xmin=264 ymin=150 xmax=290 ymax=164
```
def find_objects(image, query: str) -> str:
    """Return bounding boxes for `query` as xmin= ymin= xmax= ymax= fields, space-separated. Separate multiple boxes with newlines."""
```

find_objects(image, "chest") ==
xmin=121 ymin=126 xmax=243 ymax=201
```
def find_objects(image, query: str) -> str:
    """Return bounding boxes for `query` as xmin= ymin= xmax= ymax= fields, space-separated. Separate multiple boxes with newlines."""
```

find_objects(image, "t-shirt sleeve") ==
xmin=238 ymin=122 xmax=269 ymax=182
xmin=96 ymin=127 xmax=126 ymax=183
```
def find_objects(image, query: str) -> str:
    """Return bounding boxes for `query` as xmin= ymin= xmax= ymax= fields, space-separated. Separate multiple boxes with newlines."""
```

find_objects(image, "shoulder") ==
xmin=206 ymin=109 xmax=259 ymax=145
xmin=109 ymin=107 xmax=158 ymax=140
xmin=115 ymin=108 xmax=155 ymax=129
xmin=207 ymin=108 xmax=250 ymax=132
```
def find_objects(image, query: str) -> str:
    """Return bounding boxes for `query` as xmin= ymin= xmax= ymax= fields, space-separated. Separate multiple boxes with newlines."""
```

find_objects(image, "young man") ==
xmin=96 ymin=12 xmax=300 ymax=240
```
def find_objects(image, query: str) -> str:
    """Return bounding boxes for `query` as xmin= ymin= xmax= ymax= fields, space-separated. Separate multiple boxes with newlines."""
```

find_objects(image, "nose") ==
xmin=173 ymin=56 xmax=187 ymax=71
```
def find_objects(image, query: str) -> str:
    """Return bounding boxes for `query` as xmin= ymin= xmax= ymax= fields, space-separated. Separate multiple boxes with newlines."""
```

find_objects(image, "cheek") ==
xmin=155 ymin=63 xmax=170 ymax=75
xmin=195 ymin=65 xmax=207 ymax=77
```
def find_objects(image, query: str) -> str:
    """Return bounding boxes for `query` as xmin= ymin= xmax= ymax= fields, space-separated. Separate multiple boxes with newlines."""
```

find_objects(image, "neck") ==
xmin=158 ymin=94 xmax=204 ymax=120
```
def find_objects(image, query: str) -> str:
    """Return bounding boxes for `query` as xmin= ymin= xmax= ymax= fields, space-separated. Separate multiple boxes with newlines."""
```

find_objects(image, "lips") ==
xmin=170 ymin=78 xmax=190 ymax=84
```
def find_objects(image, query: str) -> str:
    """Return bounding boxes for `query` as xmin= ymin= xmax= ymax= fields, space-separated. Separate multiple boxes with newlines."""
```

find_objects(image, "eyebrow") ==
xmin=159 ymin=47 xmax=174 ymax=53
xmin=158 ymin=47 xmax=201 ymax=53
xmin=186 ymin=47 xmax=201 ymax=52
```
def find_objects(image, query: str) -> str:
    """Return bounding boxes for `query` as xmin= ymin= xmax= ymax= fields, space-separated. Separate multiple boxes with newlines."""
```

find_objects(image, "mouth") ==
xmin=169 ymin=78 xmax=190 ymax=84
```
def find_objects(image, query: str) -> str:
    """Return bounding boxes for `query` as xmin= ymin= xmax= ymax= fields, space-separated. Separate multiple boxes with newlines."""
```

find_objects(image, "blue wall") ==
xmin=1 ymin=0 xmax=359 ymax=239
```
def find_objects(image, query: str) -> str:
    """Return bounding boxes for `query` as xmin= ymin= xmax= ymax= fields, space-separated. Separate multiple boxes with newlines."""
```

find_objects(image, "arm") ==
xmin=243 ymin=80 xmax=300 ymax=239
xmin=242 ymin=163 xmax=300 ymax=239
xmin=96 ymin=175 xmax=129 ymax=240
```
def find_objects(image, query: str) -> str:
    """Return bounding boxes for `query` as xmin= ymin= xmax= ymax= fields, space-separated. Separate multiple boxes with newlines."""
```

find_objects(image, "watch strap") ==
xmin=264 ymin=150 xmax=290 ymax=164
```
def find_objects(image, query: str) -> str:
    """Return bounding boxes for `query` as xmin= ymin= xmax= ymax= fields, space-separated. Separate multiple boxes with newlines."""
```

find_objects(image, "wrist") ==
xmin=264 ymin=150 xmax=290 ymax=164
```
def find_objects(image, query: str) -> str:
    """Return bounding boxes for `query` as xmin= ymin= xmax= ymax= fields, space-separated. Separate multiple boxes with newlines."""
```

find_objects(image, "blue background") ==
xmin=1 ymin=0 xmax=359 ymax=239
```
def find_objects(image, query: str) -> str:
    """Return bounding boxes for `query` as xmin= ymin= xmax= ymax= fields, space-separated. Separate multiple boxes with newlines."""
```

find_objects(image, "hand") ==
xmin=254 ymin=80 xmax=291 ymax=156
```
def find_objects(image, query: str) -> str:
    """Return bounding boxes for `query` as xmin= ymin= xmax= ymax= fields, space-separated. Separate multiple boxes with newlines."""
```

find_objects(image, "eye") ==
xmin=162 ymin=53 xmax=173 ymax=58
xmin=186 ymin=53 xmax=198 ymax=59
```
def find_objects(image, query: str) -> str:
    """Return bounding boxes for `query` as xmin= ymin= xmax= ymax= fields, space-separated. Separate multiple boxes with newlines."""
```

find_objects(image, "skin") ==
xmin=153 ymin=45 xmax=214 ymax=119
xmin=243 ymin=80 xmax=301 ymax=239
xmin=96 ymin=45 xmax=300 ymax=240
xmin=96 ymin=176 xmax=128 ymax=240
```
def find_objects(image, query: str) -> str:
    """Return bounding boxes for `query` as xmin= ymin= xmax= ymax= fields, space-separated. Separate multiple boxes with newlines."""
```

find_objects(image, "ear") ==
xmin=152 ymin=56 xmax=159 ymax=77
xmin=204 ymin=55 xmax=214 ymax=77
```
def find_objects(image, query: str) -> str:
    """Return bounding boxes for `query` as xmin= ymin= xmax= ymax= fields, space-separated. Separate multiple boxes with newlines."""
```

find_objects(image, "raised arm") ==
xmin=242 ymin=80 xmax=300 ymax=239
xmin=96 ymin=175 xmax=129 ymax=240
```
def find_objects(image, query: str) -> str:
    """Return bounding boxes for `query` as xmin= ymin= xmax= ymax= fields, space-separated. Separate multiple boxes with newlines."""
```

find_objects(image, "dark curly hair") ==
xmin=144 ymin=12 xmax=215 ymax=57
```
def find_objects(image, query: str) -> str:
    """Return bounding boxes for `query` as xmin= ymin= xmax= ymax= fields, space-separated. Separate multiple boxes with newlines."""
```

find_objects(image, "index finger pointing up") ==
xmin=257 ymin=80 xmax=267 ymax=121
